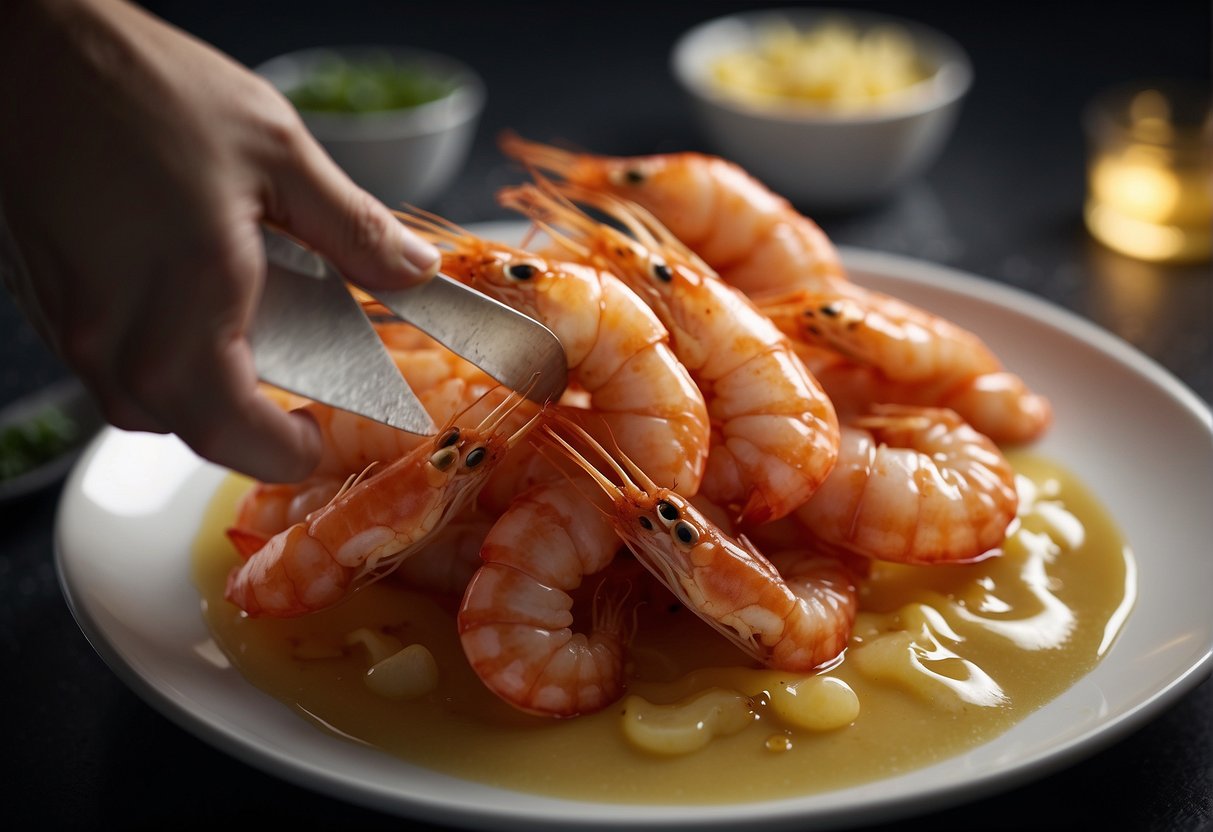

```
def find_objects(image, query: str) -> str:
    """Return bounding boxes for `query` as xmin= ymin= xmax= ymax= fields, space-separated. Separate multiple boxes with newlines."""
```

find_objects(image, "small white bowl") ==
xmin=256 ymin=46 xmax=485 ymax=207
xmin=671 ymin=8 xmax=972 ymax=210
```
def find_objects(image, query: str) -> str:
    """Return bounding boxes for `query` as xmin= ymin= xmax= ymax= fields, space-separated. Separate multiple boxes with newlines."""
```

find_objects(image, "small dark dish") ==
xmin=0 ymin=378 xmax=104 ymax=502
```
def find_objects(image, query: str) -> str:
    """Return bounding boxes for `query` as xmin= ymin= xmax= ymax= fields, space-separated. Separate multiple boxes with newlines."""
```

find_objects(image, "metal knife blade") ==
xmin=251 ymin=231 xmax=437 ymax=435
xmin=368 ymin=277 xmax=568 ymax=405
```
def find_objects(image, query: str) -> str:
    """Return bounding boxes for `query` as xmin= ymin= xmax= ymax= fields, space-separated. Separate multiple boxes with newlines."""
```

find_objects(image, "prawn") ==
xmin=384 ymin=214 xmax=709 ymax=716
xmin=793 ymin=404 xmax=1019 ymax=565
xmin=226 ymin=477 xmax=343 ymax=558
xmin=225 ymin=389 xmax=539 ymax=617
xmin=458 ymin=481 xmax=627 ymax=717
xmin=545 ymin=420 xmax=858 ymax=674
xmin=395 ymin=209 xmax=711 ymax=496
xmin=498 ymin=180 xmax=839 ymax=524
xmin=228 ymin=337 xmax=529 ymax=552
xmin=394 ymin=512 xmax=496 ymax=596
xmin=501 ymin=137 xmax=1052 ymax=444
xmin=758 ymin=286 xmax=1053 ymax=445
xmin=499 ymin=133 xmax=845 ymax=297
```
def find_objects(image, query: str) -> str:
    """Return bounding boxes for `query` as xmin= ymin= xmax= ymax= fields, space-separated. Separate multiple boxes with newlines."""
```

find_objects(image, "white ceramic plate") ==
xmin=56 ymin=227 xmax=1213 ymax=831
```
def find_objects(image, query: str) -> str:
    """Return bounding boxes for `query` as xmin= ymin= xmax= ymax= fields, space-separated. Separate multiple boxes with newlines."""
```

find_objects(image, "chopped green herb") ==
xmin=287 ymin=53 xmax=454 ymax=114
xmin=0 ymin=406 xmax=79 ymax=481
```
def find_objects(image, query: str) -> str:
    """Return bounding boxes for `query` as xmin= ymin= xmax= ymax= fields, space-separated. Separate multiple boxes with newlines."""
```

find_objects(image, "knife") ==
xmin=367 ymin=276 xmax=568 ymax=407
xmin=251 ymin=230 xmax=567 ymax=435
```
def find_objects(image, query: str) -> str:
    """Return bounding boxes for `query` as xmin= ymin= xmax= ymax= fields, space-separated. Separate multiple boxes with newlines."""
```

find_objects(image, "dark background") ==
xmin=2 ymin=1 xmax=1209 ymax=829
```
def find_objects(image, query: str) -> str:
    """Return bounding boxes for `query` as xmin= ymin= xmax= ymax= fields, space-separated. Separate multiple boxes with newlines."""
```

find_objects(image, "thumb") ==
xmin=268 ymin=135 xmax=440 ymax=290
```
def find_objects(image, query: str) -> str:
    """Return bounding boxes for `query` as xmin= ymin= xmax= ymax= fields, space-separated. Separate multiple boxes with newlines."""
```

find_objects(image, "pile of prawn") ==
xmin=223 ymin=137 xmax=1046 ymax=719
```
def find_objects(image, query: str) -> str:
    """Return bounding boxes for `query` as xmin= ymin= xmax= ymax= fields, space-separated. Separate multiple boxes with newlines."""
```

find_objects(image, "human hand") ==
xmin=0 ymin=0 xmax=440 ymax=482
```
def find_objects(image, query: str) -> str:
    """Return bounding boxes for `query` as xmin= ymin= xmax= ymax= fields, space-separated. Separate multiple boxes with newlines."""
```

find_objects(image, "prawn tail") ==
xmin=942 ymin=371 xmax=1053 ymax=446
xmin=738 ymin=493 xmax=778 ymax=527
xmin=225 ymin=526 xmax=269 ymax=559
xmin=469 ymin=627 xmax=625 ymax=720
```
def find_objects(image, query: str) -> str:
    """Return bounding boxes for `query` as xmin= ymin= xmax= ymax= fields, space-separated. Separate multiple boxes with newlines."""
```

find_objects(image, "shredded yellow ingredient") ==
xmin=711 ymin=19 xmax=928 ymax=111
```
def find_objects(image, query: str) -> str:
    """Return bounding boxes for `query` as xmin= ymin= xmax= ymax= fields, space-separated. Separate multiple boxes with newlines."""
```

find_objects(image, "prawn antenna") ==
xmin=330 ymin=462 xmax=379 ymax=505
xmin=560 ymin=182 xmax=714 ymax=277
xmin=517 ymin=221 xmax=543 ymax=252
xmin=559 ymin=411 xmax=661 ymax=495
xmin=498 ymin=131 xmax=585 ymax=179
xmin=561 ymin=183 xmax=655 ymax=248
xmin=393 ymin=204 xmax=470 ymax=249
xmin=497 ymin=180 xmax=594 ymax=264
xmin=508 ymin=405 xmax=549 ymax=450
xmin=547 ymin=412 xmax=656 ymax=496
xmin=470 ymin=378 xmax=538 ymax=433
xmin=531 ymin=430 xmax=615 ymax=521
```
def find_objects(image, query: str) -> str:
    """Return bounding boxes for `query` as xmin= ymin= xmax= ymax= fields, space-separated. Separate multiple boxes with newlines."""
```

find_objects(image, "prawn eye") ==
xmin=506 ymin=263 xmax=537 ymax=280
xmin=651 ymin=261 xmax=672 ymax=283
xmin=438 ymin=427 xmax=460 ymax=448
xmin=464 ymin=446 xmax=487 ymax=469
xmin=609 ymin=168 xmax=647 ymax=186
xmin=638 ymin=516 xmax=653 ymax=531
xmin=672 ymin=521 xmax=698 ymax=548
xmin=430 ymin=447 xmax=457 ymax=471
xmin=656 ymin=500 xmax=679 ymax=527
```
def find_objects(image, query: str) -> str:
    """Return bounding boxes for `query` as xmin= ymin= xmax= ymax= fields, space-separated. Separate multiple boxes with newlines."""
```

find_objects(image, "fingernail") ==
xmin=397 ymin=228 xmax=441 ymax=282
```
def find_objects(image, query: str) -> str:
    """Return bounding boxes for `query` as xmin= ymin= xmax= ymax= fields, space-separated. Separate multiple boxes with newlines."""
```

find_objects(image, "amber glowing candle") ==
xmin=1084 ymin=82 xmax=1212 ymax=264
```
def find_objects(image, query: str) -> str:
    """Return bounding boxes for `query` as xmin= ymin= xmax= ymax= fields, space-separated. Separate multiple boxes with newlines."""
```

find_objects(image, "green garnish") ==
xmin=287 ymin=53 xmax=454 ymax=114
xmin=0 ymin=406 xmax=79 ymax=481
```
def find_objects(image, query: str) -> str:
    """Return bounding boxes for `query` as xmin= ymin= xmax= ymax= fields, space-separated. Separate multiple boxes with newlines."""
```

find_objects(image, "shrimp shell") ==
xmin=794 ymin=405 xmax=1019 ymax=564
xmin=457 ymin=482 xmax=628 ymax=718
xmin=761 ymin=287 xmax=1053 ymax=445
xmin=226 ymin=477 xmax=343 ymax=558
xmin=499 ymin=133 xmax=845 ymax=296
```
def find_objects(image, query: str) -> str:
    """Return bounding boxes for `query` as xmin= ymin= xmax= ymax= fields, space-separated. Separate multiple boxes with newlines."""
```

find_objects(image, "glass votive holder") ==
xmin=1083 ymin=81 xmax=1211 ymax=264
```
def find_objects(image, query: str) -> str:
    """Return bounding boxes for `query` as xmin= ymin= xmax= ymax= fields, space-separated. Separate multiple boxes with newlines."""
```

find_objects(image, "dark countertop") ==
xmin=2 ymin=2 xmax=1209 ymax=829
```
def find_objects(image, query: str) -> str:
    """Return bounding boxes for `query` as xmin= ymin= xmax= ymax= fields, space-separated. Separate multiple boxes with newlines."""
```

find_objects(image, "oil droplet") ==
xmin=765 ymin=733 xmax=794 ymax=753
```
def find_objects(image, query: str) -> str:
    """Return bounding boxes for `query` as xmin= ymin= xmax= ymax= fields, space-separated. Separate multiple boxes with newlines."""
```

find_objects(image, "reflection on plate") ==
xmin=56 ymin=227 xmax=1213 ymax=831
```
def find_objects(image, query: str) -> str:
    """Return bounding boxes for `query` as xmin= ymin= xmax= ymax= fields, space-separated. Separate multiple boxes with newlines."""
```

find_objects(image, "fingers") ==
xmin=266 ymin=131 xmax=440 ymax=291
xmin=120 ymin=327 xmax=323 ymax=483
xmin=73 ymin=320 xmax=323 ymax=483
xmin=175 ymin=340 xmax=324 ymax=483
xmin=96 ymin=230 xmax=323 ymax=483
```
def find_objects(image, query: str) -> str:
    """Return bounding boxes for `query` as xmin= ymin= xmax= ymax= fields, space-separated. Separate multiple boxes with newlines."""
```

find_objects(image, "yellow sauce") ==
xmin=192 ymin=452 xmax=1132 ymax=803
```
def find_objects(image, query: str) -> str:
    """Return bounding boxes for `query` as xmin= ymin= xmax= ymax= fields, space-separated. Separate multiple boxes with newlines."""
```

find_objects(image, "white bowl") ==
xmin=256 ymin=46 xmax=485 ymax=208
xmin=671 ymin=8 xmax=973 ymax=211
